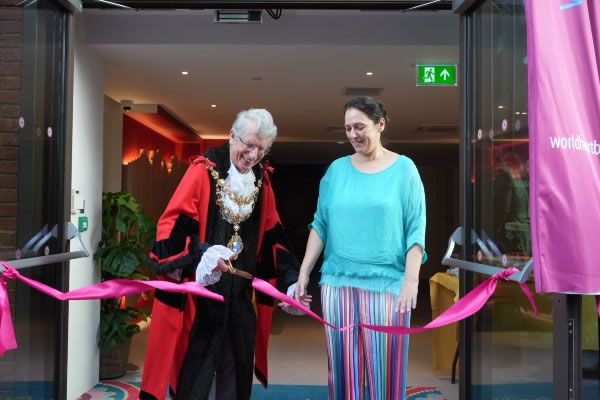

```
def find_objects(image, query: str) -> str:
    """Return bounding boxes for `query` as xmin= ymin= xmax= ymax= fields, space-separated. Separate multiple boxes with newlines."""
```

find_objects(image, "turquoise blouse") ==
xmin=311 ymin=155 xmax=427 ymax=294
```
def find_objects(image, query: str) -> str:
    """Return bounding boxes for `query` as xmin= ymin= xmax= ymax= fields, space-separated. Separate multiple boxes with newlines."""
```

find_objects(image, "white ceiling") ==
xmin=85 ymin=8 xmax=460 ymax=144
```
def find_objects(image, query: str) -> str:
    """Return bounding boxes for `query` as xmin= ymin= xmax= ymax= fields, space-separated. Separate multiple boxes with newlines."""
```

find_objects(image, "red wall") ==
xmin=123 ymin=115 xmax=176 ymax=164
xmin=122 ymin=114 xmax=227 ymax=165
xmin=175 ymin=142 xmax=203 ymax=163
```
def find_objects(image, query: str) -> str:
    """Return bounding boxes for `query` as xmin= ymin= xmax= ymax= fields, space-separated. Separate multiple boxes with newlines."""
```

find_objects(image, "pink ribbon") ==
xmin=0 ymin=261 xmax=223 ymax=357
xmin=0 ymin=271 xmax=16 ymax=358
xmin=0 ymin=261 xmax=539 ymax=358
xmin=253 ymin=267 xmax=539 ymax=334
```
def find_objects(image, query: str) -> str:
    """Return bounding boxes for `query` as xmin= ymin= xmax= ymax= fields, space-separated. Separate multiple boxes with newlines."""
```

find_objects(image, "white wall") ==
xmin=67 ymin=14 xmax=104 ymax=400
xmin=103 ymin=96 xmax=123 ymax=192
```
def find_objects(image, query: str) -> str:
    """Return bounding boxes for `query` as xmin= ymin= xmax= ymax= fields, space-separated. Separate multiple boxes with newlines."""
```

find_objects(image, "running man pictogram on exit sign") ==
xmin=416 ymin=64 xmax=457 ymax=86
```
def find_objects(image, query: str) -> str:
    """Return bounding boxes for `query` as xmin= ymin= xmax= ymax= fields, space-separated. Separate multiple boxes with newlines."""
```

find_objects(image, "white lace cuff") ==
xmin=196 ymin=245 xmax=235 ymax=286
xmin=281 ymin=283 xmax=305 ymax=315
xmin=286 ymin=283 xmax=297 ymax=297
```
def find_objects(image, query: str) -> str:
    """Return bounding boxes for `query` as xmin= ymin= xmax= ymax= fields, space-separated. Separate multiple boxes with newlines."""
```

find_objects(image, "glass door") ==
xmin=0 ymin=1 xmax=69 ymax=398
xmin=464 ymin=0 xmax=554 ymax=399
xmin=582 ymin=295 xmax=599 ymax=399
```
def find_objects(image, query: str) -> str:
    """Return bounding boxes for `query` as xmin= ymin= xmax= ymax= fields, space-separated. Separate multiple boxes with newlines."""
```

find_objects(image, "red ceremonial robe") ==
xmin=139 ymin=144 xmax=298 ymax=400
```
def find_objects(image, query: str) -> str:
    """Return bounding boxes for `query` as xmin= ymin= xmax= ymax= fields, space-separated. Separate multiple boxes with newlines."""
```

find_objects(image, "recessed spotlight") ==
xmin=211 ymin=104 xmax=217 ymax=108
xmin=497 ymin=105 xmax=504 ymax=109
xmin=366 ymin=72 xmax=374 ymax=76
xmin=522 ymin=112 xmax=527 ymax=115
xmin=337 ymin=141 xmax=345 ymax=144
xmin=181 ymin=71 xmax=189 ymax=75
xmin=515 ymin=112 xmax=521 ymax=115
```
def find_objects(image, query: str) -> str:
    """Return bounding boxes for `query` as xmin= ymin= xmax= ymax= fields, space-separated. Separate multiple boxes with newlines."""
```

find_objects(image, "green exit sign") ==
xmin=416 ymin=64 xmax=457 ymax=86
xmin=78 ymin=216 xmax=88 ymax=232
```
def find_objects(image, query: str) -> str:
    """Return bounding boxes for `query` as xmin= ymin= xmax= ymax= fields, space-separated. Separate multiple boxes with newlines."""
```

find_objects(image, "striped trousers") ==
xmin=321 ymin=285 xmax=410 ymax=400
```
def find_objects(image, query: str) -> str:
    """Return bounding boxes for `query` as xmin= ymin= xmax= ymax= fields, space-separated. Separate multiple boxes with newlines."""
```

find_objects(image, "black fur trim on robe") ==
xmin=146 ymin=235 xmax=210 ymax=276
xmin=152 ymin=214 xmax=200 ymax=261
xmin=175 ymin=144 xmax=264 ymax=400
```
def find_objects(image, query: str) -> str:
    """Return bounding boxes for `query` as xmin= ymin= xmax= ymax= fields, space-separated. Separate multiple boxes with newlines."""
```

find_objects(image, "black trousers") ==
xmin=208 ymin=331 xmax=237 ymax=400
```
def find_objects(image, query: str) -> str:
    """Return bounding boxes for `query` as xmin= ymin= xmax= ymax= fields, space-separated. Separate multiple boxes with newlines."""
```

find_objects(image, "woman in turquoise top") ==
xmin=295 ymin=97 xmax=426 ymax=400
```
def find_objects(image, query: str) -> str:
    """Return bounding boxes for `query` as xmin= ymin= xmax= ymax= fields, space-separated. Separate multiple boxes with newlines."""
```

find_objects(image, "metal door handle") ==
xmin=442 ymin=227 xmax=533 ymax=283
xmin=1 ymin=222 xmax=89 ymax=271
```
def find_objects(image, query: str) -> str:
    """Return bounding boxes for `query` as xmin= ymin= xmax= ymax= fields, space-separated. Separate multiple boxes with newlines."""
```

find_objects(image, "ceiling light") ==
xmin=181 ymin=71 xmax=189 ymax=75
xmin=497 ymin=105 xmax=505 ymax=109
xmin=522 ymin=112 xmax=527 ymax=115
xmin=515 ymin=112 xmax=521 ymax=115
xmin=337 ymin=141 xmax=345 ymax=144
xmin=366 ymin=72 xmax=374 ymax=76
xmin=211 ymin=104 xmax=217 ymax=108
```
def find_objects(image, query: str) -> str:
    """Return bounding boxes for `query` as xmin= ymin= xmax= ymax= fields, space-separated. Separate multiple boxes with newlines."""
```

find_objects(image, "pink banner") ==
xmin=526 ymin=0 xmax=600 ymax=293
xmin=0 ymin=261 xmax=537 ymax=358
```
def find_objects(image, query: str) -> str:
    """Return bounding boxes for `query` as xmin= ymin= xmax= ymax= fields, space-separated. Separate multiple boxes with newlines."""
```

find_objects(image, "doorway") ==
xmin=84 ymin=4 xmax=461 ymax=399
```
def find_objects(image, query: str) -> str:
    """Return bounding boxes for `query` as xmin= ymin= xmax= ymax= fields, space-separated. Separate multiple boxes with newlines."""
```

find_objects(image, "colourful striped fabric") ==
xmin=321 ymin=285 xmax=410 ymax=400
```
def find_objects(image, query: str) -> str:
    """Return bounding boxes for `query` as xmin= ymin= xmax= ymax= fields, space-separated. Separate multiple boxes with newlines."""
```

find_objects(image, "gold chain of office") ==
xmin=207 ymin=164 xmax=263 ymax=220
xmin=206 ymin=164 xmax=263 ymax=253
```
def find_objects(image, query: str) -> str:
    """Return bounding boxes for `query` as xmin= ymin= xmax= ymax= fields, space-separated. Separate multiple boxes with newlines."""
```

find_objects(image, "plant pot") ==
xmin=99 ymin=339 xmax=132 ymax=380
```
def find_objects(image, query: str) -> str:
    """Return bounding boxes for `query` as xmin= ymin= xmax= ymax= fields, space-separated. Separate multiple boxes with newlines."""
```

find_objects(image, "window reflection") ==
xmin=492 ymin=149 xmax=530 ymax=258
xmin=469 ymin=1 xmax=553 ymax=399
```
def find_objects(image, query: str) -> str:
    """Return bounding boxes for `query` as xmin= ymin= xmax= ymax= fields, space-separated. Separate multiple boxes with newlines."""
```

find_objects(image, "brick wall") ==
xmin=0 ymin=5 xmax=22 ymax=387
xmin=0 ymin=7 xmax=21 ymax=261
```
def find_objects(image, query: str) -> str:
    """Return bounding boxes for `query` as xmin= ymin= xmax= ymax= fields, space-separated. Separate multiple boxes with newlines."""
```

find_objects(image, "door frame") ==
xmin=8 ymin=1 xmax=75 ymax=398
xmin=453 ymin=1 xmax=584 ymax=399
xmin=58 ymin=6 xmax=76 ymax=400
xmin=70 ymin=1 xmax=467 ymax=399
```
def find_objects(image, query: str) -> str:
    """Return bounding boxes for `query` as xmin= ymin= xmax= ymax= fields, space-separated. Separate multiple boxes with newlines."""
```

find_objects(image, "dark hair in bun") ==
xmin=344 ymin=96 xmax=390 ymax=125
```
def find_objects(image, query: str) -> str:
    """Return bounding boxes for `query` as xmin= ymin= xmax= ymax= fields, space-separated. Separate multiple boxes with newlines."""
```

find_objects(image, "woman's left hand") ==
xmin=395 ymin=278 xmax=419 ymax=314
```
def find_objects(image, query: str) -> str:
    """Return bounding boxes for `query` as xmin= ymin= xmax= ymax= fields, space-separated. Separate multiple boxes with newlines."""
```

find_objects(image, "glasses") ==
xmin=236 ymin=135 xmax=270 ymax=155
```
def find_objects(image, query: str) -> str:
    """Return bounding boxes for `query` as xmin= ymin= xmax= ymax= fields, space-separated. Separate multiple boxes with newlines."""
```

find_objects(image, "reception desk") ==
xmin=429 ymin=272 xmax=459 ymax=376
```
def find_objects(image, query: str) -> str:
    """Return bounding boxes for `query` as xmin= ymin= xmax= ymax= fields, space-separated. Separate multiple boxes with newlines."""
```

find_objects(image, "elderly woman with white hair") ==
xmin=140 ymin=108 xmax=300 ymax=400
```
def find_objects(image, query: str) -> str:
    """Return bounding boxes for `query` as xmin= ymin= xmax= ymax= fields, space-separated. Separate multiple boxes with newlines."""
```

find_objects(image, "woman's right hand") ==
xmin=294 ymin=272 xmax=312 ymax=307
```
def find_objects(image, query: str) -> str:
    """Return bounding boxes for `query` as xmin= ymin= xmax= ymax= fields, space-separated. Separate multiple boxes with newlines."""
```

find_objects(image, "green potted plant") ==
xmin=94 ymin=192 xmax=156 ymax=379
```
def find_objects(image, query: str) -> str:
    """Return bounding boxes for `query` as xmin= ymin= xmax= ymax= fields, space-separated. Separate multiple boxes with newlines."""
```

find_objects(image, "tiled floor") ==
xmin=125 ymin=290 xmax=459 ymax=400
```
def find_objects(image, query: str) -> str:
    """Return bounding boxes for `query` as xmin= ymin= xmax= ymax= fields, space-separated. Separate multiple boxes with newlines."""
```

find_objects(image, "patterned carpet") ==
xmin=77 ymin=381 xmax=445 ymax=399
xmin=77 ymin=381 xmax=141 ymax=400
